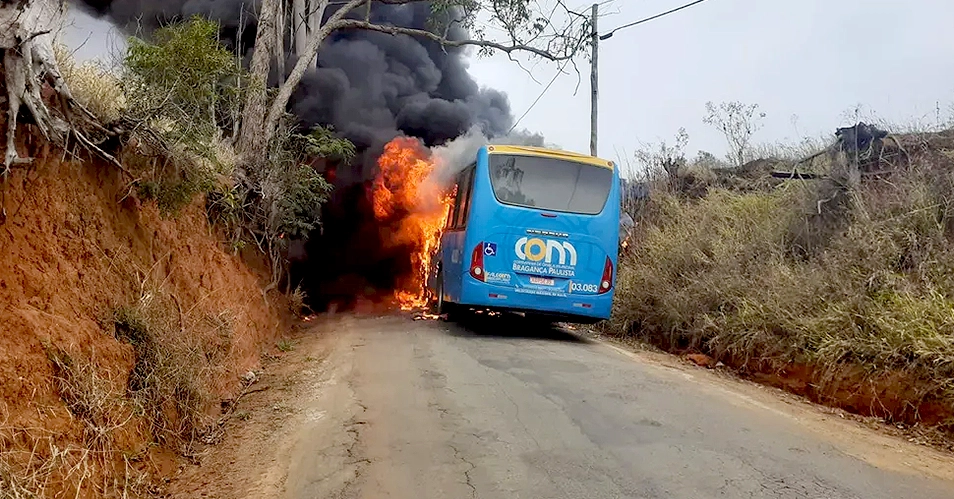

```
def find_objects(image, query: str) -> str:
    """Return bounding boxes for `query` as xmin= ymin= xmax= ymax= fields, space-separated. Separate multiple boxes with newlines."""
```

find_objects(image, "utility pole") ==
xmin=589 ymin=3 xmax=599 ymax=157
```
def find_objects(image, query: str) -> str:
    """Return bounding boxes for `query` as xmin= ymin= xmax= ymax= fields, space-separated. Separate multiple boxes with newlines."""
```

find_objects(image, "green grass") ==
xmin=276 ymin=339 xmax=295 ymax=352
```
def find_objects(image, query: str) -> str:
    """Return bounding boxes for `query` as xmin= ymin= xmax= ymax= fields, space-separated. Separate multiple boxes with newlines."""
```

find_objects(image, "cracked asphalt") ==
xmin=281 ymin=313 xmax=954 ymax=499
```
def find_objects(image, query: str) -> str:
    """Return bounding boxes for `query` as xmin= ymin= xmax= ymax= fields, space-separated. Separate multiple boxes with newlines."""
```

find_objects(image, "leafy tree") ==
xmin=276 ymin=164 xmax=333 ymax=240
xmin=275 ymin=126 xmax=354 ymax=241
xmin=300 ymin=125 xmax=357 ymax=163
xmin=123 ymin=16 xmax=244 ymax=158
xmin=120 ymin=16 xmax=355 ymax=286
xmin=251 ymin=124 xmax=352 ymax=288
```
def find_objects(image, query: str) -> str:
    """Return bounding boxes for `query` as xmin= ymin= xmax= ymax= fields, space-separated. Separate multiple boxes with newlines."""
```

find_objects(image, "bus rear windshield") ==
xmin=488 ymin=154 xmax=613 ymax=215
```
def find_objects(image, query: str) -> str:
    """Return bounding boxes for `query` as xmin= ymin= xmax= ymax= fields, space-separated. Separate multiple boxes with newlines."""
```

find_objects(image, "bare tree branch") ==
xmin=333 ymin=18 xmax=576 ymax=61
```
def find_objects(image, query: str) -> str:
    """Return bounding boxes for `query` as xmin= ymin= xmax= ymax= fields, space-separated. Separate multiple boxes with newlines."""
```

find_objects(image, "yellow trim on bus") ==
xmin=486 ymin=145 xmax=614 ymax=169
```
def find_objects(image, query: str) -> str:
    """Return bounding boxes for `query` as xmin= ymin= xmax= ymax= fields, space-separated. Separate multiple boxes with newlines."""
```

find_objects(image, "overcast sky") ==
xmin=61 ymin=0 xmax=954 ymax=169
xmin=470 ymin=0 xmax=954 ymax=166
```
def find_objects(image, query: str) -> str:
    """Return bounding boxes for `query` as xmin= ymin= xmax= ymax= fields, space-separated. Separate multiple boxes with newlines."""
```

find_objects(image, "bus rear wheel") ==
xmin=434 ymin=270 xmax=451 ymax=317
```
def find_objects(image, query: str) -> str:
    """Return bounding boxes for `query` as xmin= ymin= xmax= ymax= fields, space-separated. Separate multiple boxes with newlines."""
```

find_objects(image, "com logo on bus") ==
xmin=514 ymin=237 xmax=578 ymax=266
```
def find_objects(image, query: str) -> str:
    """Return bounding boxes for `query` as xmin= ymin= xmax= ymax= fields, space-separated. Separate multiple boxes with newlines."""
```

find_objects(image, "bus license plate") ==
xmin=529 ymin=276 xmax=555 ymax=286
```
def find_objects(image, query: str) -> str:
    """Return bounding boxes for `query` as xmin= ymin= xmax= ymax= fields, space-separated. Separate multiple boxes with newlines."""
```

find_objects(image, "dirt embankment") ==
xmin=0 ymin=136 xmax=288 ymax=497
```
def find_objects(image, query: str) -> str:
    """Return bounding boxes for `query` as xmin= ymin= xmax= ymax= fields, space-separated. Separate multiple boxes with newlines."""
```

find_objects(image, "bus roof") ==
xmin=485 ymin=144 xmax=614 ymax=170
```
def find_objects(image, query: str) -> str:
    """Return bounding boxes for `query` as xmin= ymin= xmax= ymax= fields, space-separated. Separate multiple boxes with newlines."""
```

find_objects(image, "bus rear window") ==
xmin=488 ymin=154 xmax=613 ymax=214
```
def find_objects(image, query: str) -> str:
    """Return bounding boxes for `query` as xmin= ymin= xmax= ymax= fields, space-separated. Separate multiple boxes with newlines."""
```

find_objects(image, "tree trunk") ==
xmin=306 ymin=0 xmax=320 ymax=70
xmin=262 ymin=0 xmax=337 ymax=143
xmin=293 ymin=0 xmax=307 ymax=56
xmin=237 ymin=0 xmax=281 ymax=168
xmin=1 ymin=0 xmax=72 ymax=169
xmin=274 ymin=0 xmax=286 ymax=78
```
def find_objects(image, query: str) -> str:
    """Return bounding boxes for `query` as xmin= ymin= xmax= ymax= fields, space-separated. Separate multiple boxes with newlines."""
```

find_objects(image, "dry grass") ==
xmin=110 ymin=265 xmax=228 ymax=451
xmin=0 ymin=244 xmax=240 ymax=497
xmin=0 ymin=440 xmax=68 ymax=499
xmin=613 ymin=157 xmax=954 ymax=429
xmin=0 ymin=435 xmax=149 ymax=499
xmin=54 ymin=45 xmax=126 ymax=123
xmin=1 ymin=351 xmax=150 ymax=498
xmin=288 ymin=285 xmax=311 ymax=317
xmin=49 ymin=353 xmax=134 ymax=453
xmin=0 ymin=459 xmax=37 ymax=499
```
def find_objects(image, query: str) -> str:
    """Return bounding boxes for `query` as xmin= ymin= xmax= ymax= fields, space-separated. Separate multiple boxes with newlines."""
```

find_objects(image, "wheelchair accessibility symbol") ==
xmin=483 ymin=242 xmax=497 ymax=257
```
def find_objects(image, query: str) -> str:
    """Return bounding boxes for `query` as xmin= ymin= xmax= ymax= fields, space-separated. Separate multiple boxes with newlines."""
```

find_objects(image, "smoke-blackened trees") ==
xmin=237 ymin=0 xmax=597 ymax=167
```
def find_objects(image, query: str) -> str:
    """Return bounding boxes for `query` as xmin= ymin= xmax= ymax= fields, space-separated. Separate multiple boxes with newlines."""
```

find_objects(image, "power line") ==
xmin=510 ymin=0 xmax=710 ymax=134
xmin=600 ymin=0 xmax=710 ymax=40
xmin=508 ymin=59 xmax=570 ymax=134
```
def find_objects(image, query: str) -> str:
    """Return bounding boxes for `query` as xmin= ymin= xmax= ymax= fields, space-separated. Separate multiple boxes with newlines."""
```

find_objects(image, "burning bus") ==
xmin=427 ymin=144 xmax=621 ymax=324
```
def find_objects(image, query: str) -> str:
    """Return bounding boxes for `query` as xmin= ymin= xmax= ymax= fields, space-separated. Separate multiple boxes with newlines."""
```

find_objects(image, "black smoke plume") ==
xmin=72 ymin=0 xmax=521 ymax=309
xmin=73 ymin=0 xmax=514 ymax=166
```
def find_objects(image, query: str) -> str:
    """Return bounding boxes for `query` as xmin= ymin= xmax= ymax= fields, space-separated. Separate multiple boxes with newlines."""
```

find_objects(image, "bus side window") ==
xmin=455 ymin=165 xmax=475 ymax=228
xmin=447 ymin=180 xmax=462 ymax=230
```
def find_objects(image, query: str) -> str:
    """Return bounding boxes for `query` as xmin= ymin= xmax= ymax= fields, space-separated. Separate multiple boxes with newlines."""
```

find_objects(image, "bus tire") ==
xmin=435 ymin=270 xmax=450 ymax=317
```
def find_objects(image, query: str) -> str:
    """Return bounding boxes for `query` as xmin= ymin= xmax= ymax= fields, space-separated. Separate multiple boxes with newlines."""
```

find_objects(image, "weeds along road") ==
xmin=174 ymin=313 xmax=954 ymax=499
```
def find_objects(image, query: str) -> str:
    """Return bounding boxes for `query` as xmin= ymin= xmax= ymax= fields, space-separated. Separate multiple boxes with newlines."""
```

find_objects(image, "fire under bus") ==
xmin=427 ymin=145 xmax=621 ymax=324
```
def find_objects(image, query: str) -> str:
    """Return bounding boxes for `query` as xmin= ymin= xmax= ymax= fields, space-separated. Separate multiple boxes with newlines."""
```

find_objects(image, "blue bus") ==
xmin=427 ymin=144 xmax=620 ymax=324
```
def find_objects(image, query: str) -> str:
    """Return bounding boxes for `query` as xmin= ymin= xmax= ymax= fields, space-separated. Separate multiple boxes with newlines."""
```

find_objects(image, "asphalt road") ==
xmin=281 ymin=313 xmax=954 ymax=499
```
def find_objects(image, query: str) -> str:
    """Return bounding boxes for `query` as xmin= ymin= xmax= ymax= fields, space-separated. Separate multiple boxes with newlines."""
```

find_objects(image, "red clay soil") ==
xmin=0 ymin=134 xmax=287 ymax=497
xmin=681 ymin=349 xmax=954 ymax=432
xmin=744 ymin=362 xmax=953 ymax=428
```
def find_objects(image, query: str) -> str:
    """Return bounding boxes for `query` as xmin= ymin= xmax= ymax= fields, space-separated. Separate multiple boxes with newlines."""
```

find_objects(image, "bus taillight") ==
xmin=470 ymin=242 xmax=485 ymax=281
xmin=599 ymin=256 xmax=613 ymax=294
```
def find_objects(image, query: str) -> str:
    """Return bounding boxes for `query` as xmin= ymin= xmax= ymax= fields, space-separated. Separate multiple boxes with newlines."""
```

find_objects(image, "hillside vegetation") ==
xmin=0 ymin=17 xmax=348 ymax=497
xmin=610 ymin=109 xmax=954 ymax=437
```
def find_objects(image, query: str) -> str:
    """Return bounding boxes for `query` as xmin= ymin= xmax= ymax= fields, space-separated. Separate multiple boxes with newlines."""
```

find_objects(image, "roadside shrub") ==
xmin=119 ymin=16 xmax=352 ymax=287
xmin=289 ymin=285 xmax=310 ymax=316
xmin=612 ymin=187 xmax=798 ymax=352
xmin=123 ymin=16 xmax=243 ymax=158
xmin=1 ymin=349 xmax=149 ymax=498
xmin=613 ymin=153 xmax=954 ymax=425
xmin=113 ymin=293 xmax=216 ymax=447
xmin=236 ymin=123 xmax=350 ymax=287
xmin=121 ymin=17 xmax=242 ymax=218
xmin=49 ymin=351 xmax=132 ymax=452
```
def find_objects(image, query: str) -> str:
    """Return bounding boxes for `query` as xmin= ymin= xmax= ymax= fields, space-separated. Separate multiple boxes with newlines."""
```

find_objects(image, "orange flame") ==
xmin=373 ymin=137 xmax=454 ymax=310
